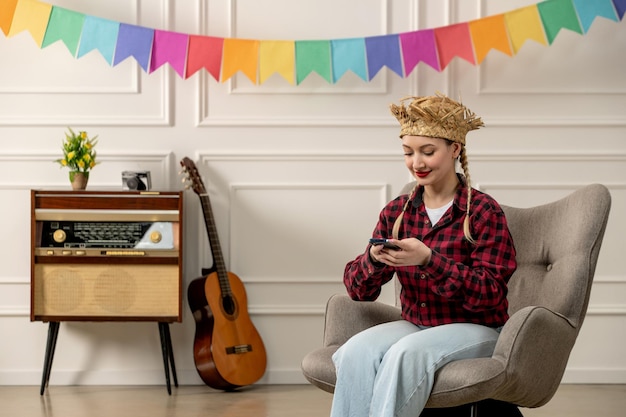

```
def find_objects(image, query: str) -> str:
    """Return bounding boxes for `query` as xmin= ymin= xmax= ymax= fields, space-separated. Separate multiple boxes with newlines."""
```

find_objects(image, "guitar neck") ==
xmin=199 ymin=193 xmax=231 ymax=295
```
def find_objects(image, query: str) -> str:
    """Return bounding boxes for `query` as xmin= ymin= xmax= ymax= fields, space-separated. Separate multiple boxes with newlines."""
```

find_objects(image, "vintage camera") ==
xmin=122 ymin=170 xmax=151 ymax=191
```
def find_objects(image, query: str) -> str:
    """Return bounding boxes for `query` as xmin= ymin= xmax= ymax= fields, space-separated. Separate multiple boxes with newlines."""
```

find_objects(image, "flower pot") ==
xmin=69 ymin=171 xmax=89 ymax=191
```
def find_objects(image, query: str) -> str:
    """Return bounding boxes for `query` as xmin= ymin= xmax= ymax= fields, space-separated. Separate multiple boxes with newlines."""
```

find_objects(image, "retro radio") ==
xmin=31 ymin=190 xmax=183 ymax=322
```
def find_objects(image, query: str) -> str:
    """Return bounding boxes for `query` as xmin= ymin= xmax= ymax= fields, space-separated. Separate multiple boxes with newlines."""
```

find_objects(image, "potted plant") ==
xmin=55 ymin=127 xmax=98 ymax=190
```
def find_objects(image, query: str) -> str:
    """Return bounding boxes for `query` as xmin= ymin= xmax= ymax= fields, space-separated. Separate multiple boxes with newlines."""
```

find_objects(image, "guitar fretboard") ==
xmin=199 ymin=194 xmax=231 ymax=296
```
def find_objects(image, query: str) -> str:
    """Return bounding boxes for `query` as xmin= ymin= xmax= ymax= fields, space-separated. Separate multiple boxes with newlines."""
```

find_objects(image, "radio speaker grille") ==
xmin=33 ymin=264 xmax=179 ymax=319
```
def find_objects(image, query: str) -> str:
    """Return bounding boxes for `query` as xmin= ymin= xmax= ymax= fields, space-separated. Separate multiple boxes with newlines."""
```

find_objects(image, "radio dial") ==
xmin=53 ymin=229 xmax=66 ymax=243
xmin=150 ymin=231 xmax=162 ymax=243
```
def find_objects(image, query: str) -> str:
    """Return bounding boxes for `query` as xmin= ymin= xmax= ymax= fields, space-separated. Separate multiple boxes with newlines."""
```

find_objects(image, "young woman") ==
xmin=330 ymin=94 xmax=517 ymax=417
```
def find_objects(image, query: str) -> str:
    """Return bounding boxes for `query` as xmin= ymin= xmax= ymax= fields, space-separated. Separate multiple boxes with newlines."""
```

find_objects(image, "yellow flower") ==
xmin=55 ymin=127 xmax=99 ymax=173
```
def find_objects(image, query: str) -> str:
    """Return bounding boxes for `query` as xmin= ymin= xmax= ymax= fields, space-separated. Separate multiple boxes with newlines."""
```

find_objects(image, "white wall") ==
xmin=0 ymin=0 xmax=624 ymax=387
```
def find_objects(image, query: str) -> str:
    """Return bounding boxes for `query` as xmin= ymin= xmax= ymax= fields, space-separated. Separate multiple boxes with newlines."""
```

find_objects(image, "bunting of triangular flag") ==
xmin=0 ymin=0 xmax=623 ymax=84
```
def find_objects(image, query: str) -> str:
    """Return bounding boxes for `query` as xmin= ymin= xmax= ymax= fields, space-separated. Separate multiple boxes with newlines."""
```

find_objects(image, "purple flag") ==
xmin=365 ymin=34 xmax=403 ymax=80
xmin=113 ymin=23 xmax=154 ymax=72
xmin=399 ymin=30 xmax=440 ymax=74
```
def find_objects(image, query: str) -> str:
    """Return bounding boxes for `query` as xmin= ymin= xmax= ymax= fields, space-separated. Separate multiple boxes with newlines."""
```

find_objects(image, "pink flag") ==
xmin=150 ymin=29 xmax=189 ymax=78
xmin=399 ymin=30 xmax=440 ymax=74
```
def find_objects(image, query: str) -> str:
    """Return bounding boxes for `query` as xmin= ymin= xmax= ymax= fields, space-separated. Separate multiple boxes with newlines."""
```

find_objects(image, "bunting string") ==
xmin=0 ymin=0 xmax=624 ymax=84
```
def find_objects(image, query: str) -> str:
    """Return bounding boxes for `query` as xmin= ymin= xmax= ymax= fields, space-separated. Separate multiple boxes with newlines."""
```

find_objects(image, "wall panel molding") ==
xmin=198 ymin=150 xmax=626 ymax=162
xmin=0 ymin=0 xmax=173 ymax=127
xmin=475 ymin=117 xmax=626 ymax=127
xmin=470 ymin=152 xmax=626 ymax=163
xmin=0 ymin=306 xmax=29 ymax=317
xmin=196 ymin=0 xmax=402 ymax=127
xmin=0 ymin=151 xmax=175 ymax=190
xmin=587 ymin=305 xmax=626 ymax=316
xmin=478 ymin=182 xmax=626 ymax=192
xmin=250 ymin=305 xmax=326 ymax=316
xmin=198 ymin=151 xmax=403 ymax=162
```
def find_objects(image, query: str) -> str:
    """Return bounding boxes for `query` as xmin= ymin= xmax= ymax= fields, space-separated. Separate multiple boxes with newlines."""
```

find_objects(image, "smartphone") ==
xmin=369 ymin=238 xmax=400 ymax=250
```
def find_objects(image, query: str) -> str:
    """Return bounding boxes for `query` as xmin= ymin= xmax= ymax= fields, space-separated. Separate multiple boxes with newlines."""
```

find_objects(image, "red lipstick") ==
xmin=415 ymin=171 xmax=430 ymax=178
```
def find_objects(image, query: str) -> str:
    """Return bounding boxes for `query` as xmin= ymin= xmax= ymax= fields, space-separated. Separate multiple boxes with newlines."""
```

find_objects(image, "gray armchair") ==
xmin=301 ymin=184 xmax=611 ymax=416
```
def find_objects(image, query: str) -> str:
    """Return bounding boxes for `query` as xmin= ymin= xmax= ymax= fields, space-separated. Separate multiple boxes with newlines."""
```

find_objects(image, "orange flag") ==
xmin=7 ymin=0 xmax=52 ymax=46
xmin=0 ymin=0 xmax=19 ymax=35
xmin=221 ymin=38 xmax=260 ymax=84
xmin=469 ymin=14 xmax=513 ymax=64
xmin=259 ymin=40 xmax=295 ymax=84
xmin=504 ymin=5 xmax=547 ymax=54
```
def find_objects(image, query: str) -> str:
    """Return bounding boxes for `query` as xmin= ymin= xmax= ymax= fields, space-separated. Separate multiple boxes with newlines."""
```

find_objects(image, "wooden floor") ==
xmin=1 ymin=384 xmax=624 ymax=417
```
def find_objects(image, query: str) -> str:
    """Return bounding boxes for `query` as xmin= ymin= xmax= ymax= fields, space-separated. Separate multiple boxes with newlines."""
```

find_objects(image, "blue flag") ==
xmin=77 ymin=16 xmax=120 ymax=64
xmin=572 ymin=0 xmax=619 ymax=33
xmin=113 ymin=24 xmax=154 ymax=72
xmin=331 ymin=38 xmax=367 ymax=82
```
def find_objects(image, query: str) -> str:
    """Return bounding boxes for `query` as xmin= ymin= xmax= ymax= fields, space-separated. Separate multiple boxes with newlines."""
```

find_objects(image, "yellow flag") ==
xmin=504 ymin=5 xmax=547 ymax=54
xmin=221 ymin=38 xmax=260 ymax=84
xmin=259 ymin=40 xmax=295 ymax=85
xmin=7 ymin=0 xmax=52 ymax=47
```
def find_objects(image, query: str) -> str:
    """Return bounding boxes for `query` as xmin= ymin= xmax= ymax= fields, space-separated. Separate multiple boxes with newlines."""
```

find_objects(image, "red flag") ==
xmin=434 ymin=23 xmax=475 ymax=70
xmin=186 ymin=35 xmax=224 ymax=80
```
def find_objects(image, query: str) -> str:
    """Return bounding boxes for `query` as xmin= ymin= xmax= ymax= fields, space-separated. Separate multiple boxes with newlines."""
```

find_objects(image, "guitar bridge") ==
xmin=226 ymin=344 xmax=253 ymax=355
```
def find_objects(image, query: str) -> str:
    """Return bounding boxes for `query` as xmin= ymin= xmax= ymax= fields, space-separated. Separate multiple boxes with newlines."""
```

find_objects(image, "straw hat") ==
xmin=389 ymin=93 xmax=484 ymax=145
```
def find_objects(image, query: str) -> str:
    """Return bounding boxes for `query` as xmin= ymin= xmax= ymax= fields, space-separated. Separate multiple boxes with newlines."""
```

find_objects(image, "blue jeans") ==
xmin=330 ymin=320 xmax=501 ymax=417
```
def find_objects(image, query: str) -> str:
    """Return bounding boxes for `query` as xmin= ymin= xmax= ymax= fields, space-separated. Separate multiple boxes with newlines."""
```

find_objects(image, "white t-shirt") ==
xmin=426 ymin=200 xmax=453 ymax=226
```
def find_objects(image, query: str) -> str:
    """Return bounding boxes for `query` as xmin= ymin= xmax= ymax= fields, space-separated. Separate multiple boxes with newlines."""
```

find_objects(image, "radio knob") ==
xmin=150 ymin=231 xmax=162 ymax=243
xmin=53 ymin=229 xmax=67 ymax=243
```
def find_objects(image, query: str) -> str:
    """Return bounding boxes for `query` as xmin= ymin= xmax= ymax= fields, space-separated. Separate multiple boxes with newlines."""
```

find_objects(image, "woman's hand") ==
xmin=370 ymin=238 xmax=432 ymax=266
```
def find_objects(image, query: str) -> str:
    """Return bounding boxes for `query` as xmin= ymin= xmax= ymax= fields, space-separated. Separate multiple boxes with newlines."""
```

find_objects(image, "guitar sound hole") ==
xmin=222 ymin=295 xmax=236 ymax=316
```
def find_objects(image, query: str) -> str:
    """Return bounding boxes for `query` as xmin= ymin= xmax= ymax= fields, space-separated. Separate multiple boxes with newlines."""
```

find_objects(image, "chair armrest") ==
xmin=427 ymin=305 xmax=579 ymax=408
xmin=322 ymin=294 xmax=402 ymax=347
xmin=492 ymin=305 xmax=578 ymax=407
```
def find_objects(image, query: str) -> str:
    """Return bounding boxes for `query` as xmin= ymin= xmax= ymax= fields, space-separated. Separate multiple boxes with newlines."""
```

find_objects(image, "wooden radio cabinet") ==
xmin=30 ymin=190 xmax=184 ymax=394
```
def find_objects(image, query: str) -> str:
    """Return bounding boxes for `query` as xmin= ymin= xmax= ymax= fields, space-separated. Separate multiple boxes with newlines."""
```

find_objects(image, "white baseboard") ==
xmin=0 ymin=368 xmax=309 ymax=386
xmin=1 ymin=368 xmax=624 ymax=386
xmin=562 ymin=368 xmax=626 ymax=384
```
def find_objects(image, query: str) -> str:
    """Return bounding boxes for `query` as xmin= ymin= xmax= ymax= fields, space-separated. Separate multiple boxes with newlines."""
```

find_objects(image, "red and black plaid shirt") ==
xmin=344 ymin=181 xmax=517 ymax=328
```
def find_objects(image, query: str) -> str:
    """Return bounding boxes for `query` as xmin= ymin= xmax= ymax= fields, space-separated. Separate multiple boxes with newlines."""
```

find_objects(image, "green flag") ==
xmin=295 ymin=40 xmax=332 ymax=84
xmin=537 ymin=0 xmax=582 ymax=44
xmin=42 ymin=6 xmax=86 ymax=55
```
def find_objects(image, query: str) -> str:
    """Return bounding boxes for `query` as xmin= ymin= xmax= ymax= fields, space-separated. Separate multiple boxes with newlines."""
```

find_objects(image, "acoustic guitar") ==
xmin=181 ymin=157 xmax=267 ymax=390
